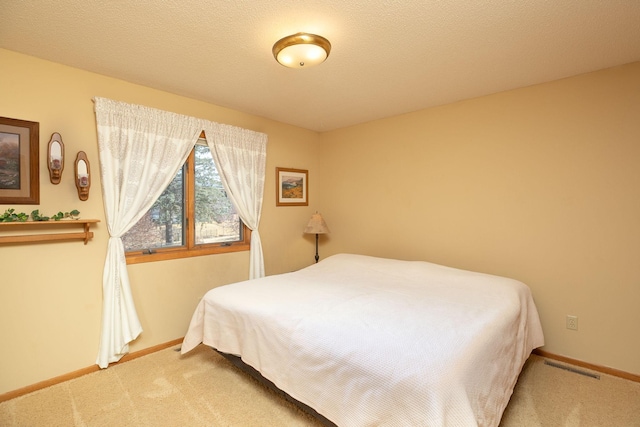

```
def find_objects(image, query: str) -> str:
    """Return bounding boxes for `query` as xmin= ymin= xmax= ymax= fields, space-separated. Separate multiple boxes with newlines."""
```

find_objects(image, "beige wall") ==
xmin=2 ymin=47 xmax=638 ymax=395
xmin=0 ymin=49 xmax=321 ymax=394
xmin=319 ymin=62 xmax=640 ymax=375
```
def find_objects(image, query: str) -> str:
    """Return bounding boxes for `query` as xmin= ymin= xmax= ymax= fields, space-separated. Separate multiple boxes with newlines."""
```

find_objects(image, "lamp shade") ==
xmin=273 ymin=33 xmax=331 ymax=68
xmin=304 ymin=212 xmax=330 ymax=234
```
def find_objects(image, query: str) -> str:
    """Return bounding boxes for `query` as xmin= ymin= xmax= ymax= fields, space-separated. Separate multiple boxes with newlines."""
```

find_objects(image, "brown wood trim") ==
xmin=0 ymin=219 xmax=100 ymax=245
xmin=125 ymin=236 xmax=250 ymax=264
xmin=123 ymin=140 xmax=251 ymax=265
xmin=4 ymin=342 xmax=636 ymax=404
xmin=533 ymin=349 xmax=640 ymax=383
xmin=0 ymin=338 xmax=183 ymax=403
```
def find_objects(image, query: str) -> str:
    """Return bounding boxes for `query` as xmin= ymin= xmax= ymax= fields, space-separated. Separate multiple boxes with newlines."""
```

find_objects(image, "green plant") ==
xmin=0 ymin=209 xmax=29 ymax=222
xmin=31 ymin=209 xmax=81 ymax=221
xmin=52 ymin=210 xmax=81 ymax=221
xmin=31 ymin=210 xmax=50 ymax=221
xmin=0 ymin=208 xmax=81 ymax=222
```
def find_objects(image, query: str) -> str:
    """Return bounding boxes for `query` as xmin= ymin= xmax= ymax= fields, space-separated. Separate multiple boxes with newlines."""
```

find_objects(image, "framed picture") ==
xmin=276 ymin=167 xmax=308 ymax=206
xmin=0 ymin=117 xmax=40 ymax=204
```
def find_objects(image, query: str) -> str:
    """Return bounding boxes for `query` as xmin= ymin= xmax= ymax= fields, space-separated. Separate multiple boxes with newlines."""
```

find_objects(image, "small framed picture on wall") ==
xmin=276 ymin=167 xmax=308 ymax=206
xmin=0 ymin=116 xmax=39 ymax=204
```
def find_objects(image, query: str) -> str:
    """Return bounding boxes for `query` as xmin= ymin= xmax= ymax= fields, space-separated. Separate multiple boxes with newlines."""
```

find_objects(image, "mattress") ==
xmin=182 ymin=253 xmax=544 ymax=426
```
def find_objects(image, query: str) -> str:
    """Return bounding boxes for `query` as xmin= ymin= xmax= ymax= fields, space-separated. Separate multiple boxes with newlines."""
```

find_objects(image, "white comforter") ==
xmin=182 ymin=254 xmax=544 ymax=426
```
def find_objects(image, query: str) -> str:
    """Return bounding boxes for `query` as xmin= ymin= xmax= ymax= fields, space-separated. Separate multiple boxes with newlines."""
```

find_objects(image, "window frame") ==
xmin=125 ymin=140 xmax=250 ymax=265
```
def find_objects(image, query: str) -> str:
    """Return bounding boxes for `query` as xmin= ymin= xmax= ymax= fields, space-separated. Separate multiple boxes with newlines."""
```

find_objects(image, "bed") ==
xmin=181 ymin=253 xmax=544 ymax=426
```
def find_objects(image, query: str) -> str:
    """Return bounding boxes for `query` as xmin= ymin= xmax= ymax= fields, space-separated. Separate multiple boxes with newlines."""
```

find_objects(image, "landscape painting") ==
xmin=0 ymin=117 xmax=39 ymax=204
xmin=276 ymin=167 xmax=308 ymax=206
xmin=0 ymin=131 xmax=20 ymax=189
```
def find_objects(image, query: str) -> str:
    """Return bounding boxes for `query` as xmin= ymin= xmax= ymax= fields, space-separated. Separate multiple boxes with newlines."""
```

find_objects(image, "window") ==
xmin=123 ymin=139 xmax=250 ymax=264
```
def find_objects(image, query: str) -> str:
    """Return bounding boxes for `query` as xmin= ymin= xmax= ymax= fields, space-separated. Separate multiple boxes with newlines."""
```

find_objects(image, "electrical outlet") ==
xmin=566 ymin=315 xmax=578 ymax=331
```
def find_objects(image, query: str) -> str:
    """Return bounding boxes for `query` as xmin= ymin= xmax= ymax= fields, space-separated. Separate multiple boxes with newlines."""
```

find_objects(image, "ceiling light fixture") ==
xmin=272 ymin=32 xmax=331 ymax=69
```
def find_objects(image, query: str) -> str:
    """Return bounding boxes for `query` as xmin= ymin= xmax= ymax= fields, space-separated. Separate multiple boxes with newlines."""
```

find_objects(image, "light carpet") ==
xmin=1 ymin=344 xmax=638 ymax=426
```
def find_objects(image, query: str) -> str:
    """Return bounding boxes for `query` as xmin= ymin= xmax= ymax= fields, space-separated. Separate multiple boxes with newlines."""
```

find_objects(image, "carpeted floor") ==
xmin=1 ymin=344 xmax=639 ymax=426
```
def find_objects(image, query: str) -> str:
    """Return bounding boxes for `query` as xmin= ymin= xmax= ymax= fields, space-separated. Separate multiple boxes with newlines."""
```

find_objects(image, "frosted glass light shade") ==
xmin=273 ymin=33 xmax=331 ymax=69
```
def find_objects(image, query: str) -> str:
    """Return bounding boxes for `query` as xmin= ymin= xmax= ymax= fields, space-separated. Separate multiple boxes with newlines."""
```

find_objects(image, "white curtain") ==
xmin=204 ymin=123 xmax=268 ymax=279
xmin=94 ymin=97 xmax=201 ymax=368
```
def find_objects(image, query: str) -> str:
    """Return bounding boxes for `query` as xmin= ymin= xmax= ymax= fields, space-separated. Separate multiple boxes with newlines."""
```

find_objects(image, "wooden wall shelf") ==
xmin=0 ymin=219 xmax=100 ymax=245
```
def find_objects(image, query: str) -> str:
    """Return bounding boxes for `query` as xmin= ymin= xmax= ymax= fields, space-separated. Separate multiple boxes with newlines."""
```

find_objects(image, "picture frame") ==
xmin=0 ymin=117 xmax=40 ymax=204
xmin=276 ymin=167 xmax=308 ymax=206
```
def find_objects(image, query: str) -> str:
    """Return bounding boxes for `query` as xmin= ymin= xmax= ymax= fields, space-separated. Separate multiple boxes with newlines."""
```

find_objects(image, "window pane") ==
xmin=194 ymin=144 xmax=241 ymax=244
xmin=122 ymin=142 xmax=244 ymax=259
xmin=122 ymin=168 xmax=185 ymax=251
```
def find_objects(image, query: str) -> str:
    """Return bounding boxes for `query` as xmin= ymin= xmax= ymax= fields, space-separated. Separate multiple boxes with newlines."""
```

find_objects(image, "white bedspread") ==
xmin=182 ymin=254 xmax=544 ymax=426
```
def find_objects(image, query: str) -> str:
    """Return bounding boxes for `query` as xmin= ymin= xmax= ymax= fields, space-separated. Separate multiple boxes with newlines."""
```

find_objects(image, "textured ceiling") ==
xmin=1 ymin=1 xmax=640 ymax=132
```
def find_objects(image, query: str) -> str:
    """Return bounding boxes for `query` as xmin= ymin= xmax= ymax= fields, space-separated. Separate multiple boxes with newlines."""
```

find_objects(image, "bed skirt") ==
xmin=214 ymin=348 xmax=338 ymax=427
